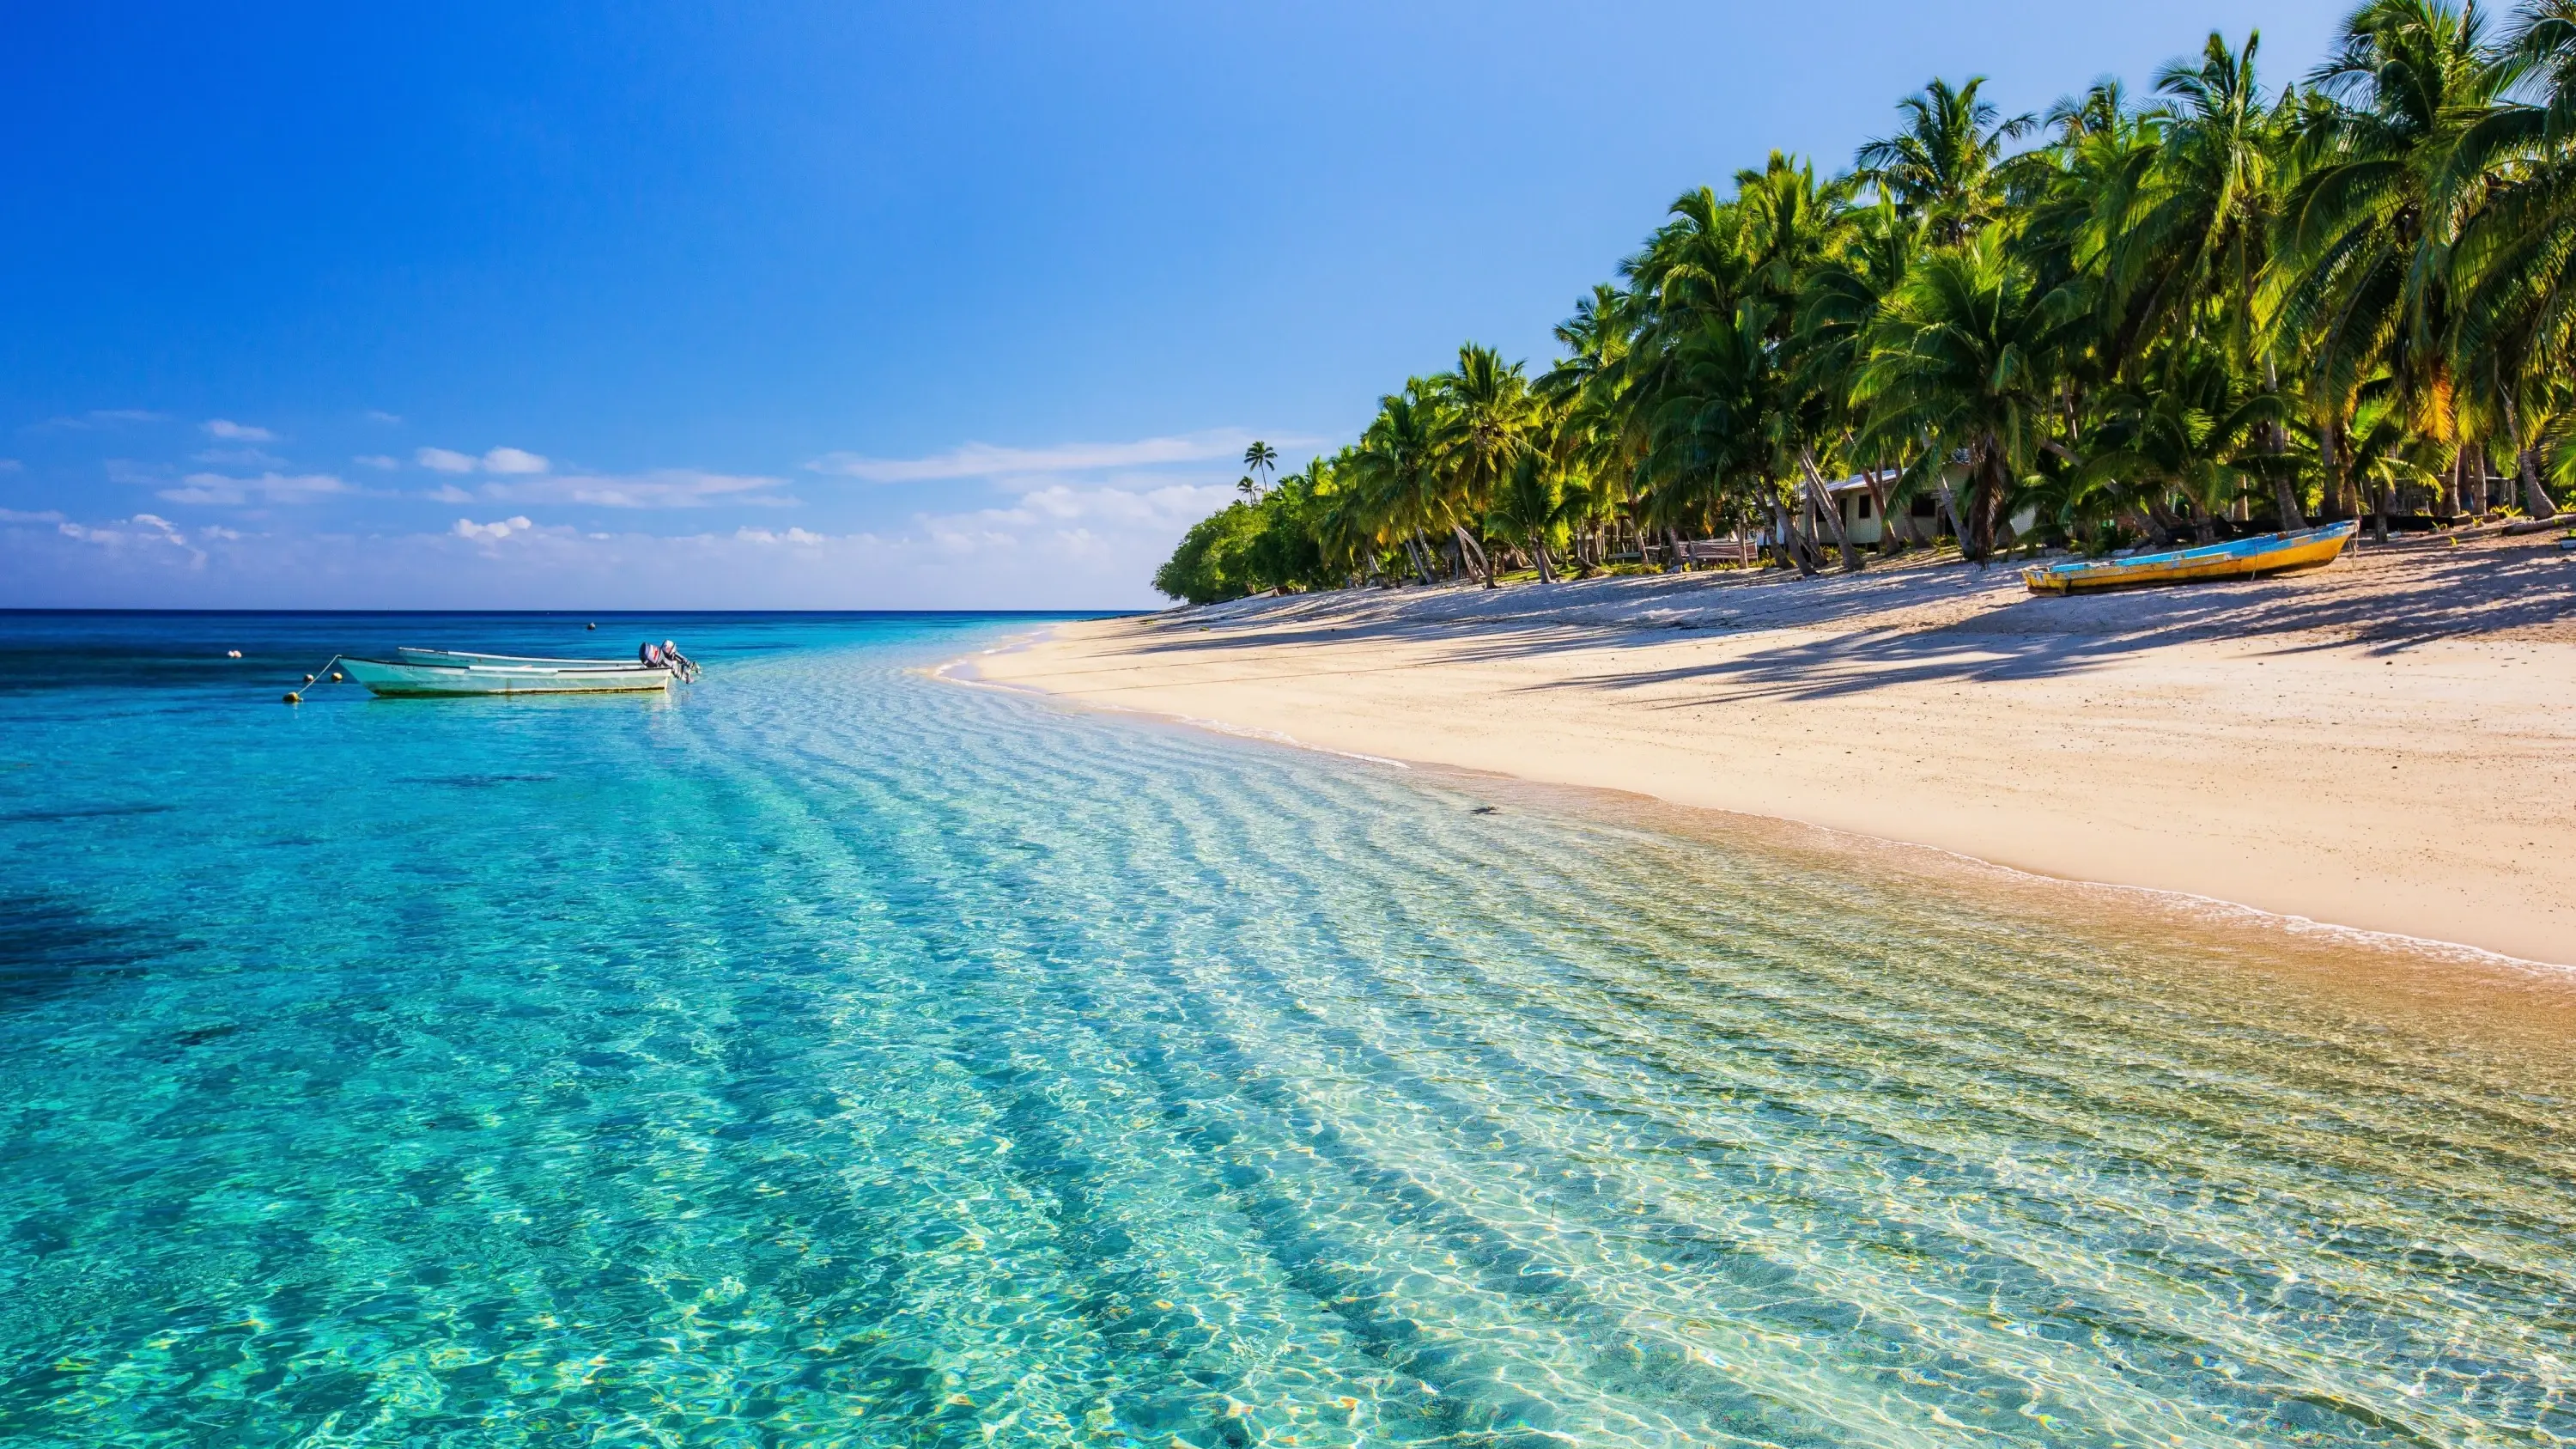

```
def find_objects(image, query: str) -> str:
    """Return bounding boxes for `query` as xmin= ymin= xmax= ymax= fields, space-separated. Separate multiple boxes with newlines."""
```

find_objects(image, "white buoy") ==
xmin=227 ymin=649 xmax=243 ymax=659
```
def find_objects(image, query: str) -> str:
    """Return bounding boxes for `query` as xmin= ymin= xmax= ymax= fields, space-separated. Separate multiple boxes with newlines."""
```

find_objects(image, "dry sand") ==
xmin=980 ymin=532 xmax=2576 ymax=967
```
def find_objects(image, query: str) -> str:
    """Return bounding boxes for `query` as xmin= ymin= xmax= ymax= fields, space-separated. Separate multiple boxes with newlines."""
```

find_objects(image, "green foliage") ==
xmin=1156 ymin=3 xmax=2576 ymax=602
xmin=1151 ymin=466 xmax=1345 ymax=603
xmin=1151 ymin=504 xmax=1270 ymax=605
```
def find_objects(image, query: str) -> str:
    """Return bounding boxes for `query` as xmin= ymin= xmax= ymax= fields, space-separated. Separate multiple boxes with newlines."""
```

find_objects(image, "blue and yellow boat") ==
xmin=2022 ymin=521 xmax=2360 ymax=595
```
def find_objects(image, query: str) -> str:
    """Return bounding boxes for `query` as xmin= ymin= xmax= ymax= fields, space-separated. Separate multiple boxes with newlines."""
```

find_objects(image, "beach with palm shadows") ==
xmin=987 ymin=531 xmax=2576 ymax=967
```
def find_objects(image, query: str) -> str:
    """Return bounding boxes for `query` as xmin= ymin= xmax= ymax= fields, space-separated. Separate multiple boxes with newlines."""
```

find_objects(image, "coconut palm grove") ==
xmin=1153 ymin=0 xmax=2576 ymax=604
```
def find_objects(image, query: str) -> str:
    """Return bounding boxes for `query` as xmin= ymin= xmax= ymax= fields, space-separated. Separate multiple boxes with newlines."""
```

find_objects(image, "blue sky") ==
xmin=3 ymin=1 xmax=2350 ymax=609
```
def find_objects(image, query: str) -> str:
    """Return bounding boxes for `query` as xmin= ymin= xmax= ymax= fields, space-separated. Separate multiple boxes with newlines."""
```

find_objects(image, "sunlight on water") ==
xmin=0 ymin=612 xmax=2568 ymax=1447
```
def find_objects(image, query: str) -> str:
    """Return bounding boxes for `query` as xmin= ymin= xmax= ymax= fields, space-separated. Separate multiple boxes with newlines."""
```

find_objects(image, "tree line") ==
xmin=1156 ymin=0 xmax=2576 ymax=605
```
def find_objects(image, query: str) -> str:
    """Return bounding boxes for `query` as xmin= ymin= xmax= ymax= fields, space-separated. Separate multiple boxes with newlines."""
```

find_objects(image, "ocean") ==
xmin=1 ymin=610 xmax=2567 ymax=1447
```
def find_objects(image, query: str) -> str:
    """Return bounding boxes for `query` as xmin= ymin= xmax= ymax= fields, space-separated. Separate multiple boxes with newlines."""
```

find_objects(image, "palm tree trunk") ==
xmin=1935 ymin=481 xmax=1966 ymax=558
xmin=1770 ymin=496 xmax=1817 ymax=575
xmin=1868 ymin=464 xmax=1901 ymax=556
xmin=2503 ymin=396 xmax=2555 ymax=519
xmin=1797 ymin=453 xmax=1862 ymax=573
xmin=1528 ymin=530 xmax=1555 ymax=583
xmin=2318 ymin=417 xmax=2346 ymax=521
xmin=1454 ymin=524 xmax=1494 ymax=588
xmin=1406 ymin=530 xmax=1435 ymax=585
xmin=2269 ymin=436 xmax=2305 ymax=532
xmin=2140 ymin=494 xmax=2179 ymax=543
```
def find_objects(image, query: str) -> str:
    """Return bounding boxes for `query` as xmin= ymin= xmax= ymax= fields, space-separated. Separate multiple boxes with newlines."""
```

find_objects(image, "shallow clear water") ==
xmin=2 ymin=611 xmax=2570 ymax=1448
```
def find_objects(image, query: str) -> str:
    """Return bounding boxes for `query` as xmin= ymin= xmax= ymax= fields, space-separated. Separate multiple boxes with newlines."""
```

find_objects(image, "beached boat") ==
xmin=338 ymin=651 xmax=683 ymax=697
xmin=2021 ymin=521 xmax=2359 ymax=595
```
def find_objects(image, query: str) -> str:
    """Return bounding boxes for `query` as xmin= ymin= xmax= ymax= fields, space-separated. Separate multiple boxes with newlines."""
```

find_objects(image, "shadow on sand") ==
xmin=1107 ymin=537 xmax=2576 ymax=703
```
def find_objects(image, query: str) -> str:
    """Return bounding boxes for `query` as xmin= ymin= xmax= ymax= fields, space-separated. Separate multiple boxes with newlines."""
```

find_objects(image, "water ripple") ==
xmin=0 ymin=614 xmax=2566 ymax=1446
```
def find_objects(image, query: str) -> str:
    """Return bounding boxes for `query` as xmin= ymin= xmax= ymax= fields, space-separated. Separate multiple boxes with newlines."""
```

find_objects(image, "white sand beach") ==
xmin=985 ymin=533 xmax=2576 ymax=967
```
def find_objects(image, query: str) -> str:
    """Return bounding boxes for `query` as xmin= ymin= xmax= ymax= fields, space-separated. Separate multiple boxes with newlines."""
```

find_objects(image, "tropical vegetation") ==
xmin=1155 ymin=1 xmax=2576 ymax=605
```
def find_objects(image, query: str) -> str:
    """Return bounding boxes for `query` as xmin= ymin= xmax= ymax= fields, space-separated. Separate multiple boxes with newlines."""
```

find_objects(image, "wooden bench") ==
xmin=1674 ymin=539 xmax=1761 ymax=565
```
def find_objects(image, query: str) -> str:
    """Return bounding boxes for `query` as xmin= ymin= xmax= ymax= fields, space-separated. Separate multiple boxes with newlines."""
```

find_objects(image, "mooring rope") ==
xmin=283 ymin=655 xmax=345 ymax=703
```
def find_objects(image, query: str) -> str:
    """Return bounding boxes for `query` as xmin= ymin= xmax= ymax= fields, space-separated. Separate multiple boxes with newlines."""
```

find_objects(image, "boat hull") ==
xmin=339 ymin=657 xmax=672 ymax=697
xmin=2022 ymin=521 xmax=2360 ymax=595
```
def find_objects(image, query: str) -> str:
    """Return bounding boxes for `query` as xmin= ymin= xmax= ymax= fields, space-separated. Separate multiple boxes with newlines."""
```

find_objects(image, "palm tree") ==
xmin=2045 ymin=76 xmax=2135 ymax=144
xmin=1348 ymin=389 xmax=1446 ymax=584
xmin=1154 ymin=15 xmax=2576 ymax=597
xmin=2077 ymin=348 xmax=2282 ymax=540
xmin=1635 ymin=293 xmax=1810 ymax=565
xmin=1797 ymin=194 xmax=1924 ymax=553
xmin=1431 ymin=344 xmax=1539 ymax=587
xmin=1854 ymin=230 xmax=2081 ymax=559
xmin=1856 ymin=77 xmax=2038 ymax=243
xmin=2447 ymin=1 xmax=2576 ymax=516
xmin=2116 ymin=31 xmax=2307 ymax=526
xmin=2278 ymin=0 xmax=2504 ymax=520
xmin=1242 ymin=440 xmax=1279 ymax=496
xmin=1487 ymin=452 xmax=1586 ymax=582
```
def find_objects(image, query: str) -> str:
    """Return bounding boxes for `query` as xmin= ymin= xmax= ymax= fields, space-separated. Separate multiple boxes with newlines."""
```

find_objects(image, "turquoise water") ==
xmin=2 ymin=611 xmax=2570 ymax=1448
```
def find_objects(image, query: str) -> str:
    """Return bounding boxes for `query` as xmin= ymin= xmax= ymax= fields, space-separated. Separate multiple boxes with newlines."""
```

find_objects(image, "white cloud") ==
xmin=154 ymin=484 xmax=244 ymax=505
xmin=364 ymin=410 xmax=402 ymax=424
xmin=0 ymin=507 xmax=65 ymax=523
xmin=808 ymin=429 xmax=1276 ymax=484
xmin=353 ymin=454 xmax=401 ymax=470
xmin=157 ymin=471 xmax=351 ymax=505
xmin=204 ymin=418 xmax=276 ymax=442
xmin=478 ymin=469 xmax=791 ymax=509
xmin=57 ymin=511 xmax=204 ymax=563
xmin=4 ymin=509 xmax=1185 ymax=609
xmin=918 ymin=479 xmax=1233 ymax=533
xmin=0 ymin=459 xmax=21 ymax=472
xmin=416 ymin=445 xmax=552 ymax=475
xmin=5 ymin=448 xmax=1242 ymax=607
xmin=193 ymin=447 xmax=287 ymax=467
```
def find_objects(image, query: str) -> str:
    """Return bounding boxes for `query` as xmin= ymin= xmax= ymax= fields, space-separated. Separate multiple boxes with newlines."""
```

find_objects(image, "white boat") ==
xmin=393 ymin=647 xmax=697 ymax=681
xmin=394 ymin=647 xmax=645 ymax=667
xmin=339 ymin=651 xmax=682 ymax=697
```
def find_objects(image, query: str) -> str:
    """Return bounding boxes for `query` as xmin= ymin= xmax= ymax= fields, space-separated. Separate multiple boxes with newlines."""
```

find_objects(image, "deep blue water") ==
xmin=1 ymin=611 xmax=2569 ymax=1448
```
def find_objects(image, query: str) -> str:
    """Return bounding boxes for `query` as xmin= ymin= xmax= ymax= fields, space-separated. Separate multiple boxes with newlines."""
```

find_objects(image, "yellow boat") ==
xmin=2022 ymin=521 xmax=2359 ymax=595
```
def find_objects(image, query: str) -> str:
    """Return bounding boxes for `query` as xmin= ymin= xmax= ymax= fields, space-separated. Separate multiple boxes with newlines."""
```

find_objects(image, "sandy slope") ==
xmin=981 ymin=533 xmax=2576 ymax=966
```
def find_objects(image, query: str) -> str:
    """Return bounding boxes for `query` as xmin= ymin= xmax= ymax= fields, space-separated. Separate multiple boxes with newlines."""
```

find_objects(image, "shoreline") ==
xmin=978 ymin=660 xmax=2574 ymax=980
xmin=981 ymin=533 xmax=2576 ymax=968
